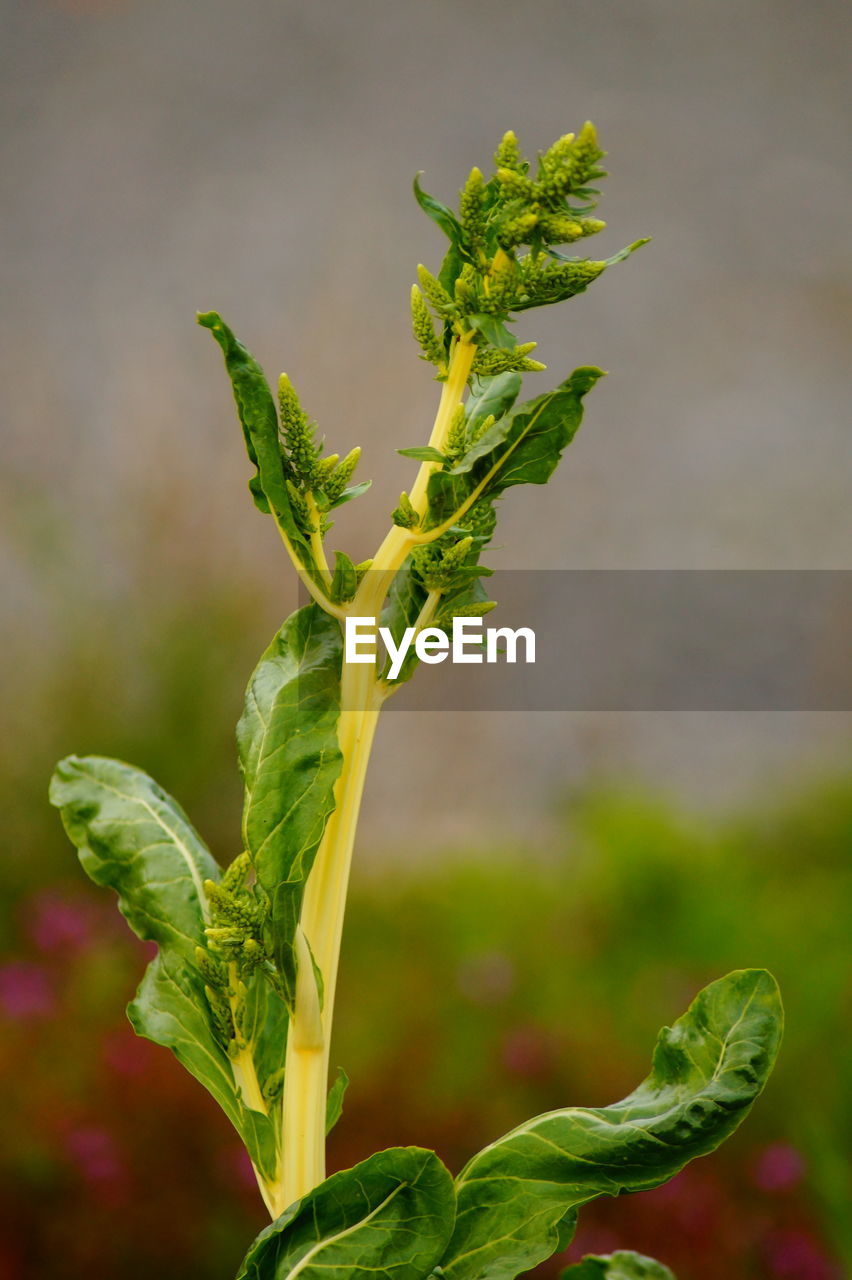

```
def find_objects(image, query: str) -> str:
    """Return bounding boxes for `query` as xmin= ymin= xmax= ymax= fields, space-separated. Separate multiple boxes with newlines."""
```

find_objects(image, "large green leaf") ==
xmin=561 ymin=1252 xmax=676 ymax=1279
xmin=425 ymin=368 xmax=603 ymax=529
xmin=238 ymin=604 xmax=344 ymax=1003
xmin=439 ymin=969 xmax=782 ymax=1280
xmin=465 ymin=372 xmax=522 ymax=432
xmin=236 ymin=1147 xmax=456 ymax=1280
xmin=49 ymin=756 xmax=281 ymax=1180
xmin=198 ymin=310 xmax=305 ymax=552
xmin=50 ymin=756 xmax=219 ymax=958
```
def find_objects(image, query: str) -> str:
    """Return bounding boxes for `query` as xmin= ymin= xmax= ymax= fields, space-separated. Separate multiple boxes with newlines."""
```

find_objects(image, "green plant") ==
xmin=50 ymin=126 xmax=782 ymax=1279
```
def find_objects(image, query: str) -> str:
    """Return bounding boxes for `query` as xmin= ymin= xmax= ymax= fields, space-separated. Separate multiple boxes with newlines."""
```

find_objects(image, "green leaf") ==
xmin=48 ymin=756 xmax=281 ymax=1180
xmin=325 ymin=1067 xmax=349 ymax=1135
xmin=330 ymin=551 xmax=358 ymax=604
xmin=438 ymin=243 xmax=465 ymax=301
xmin=554 ymin=1209 xmax=579 ymax=1253
xmin=198 ymin=311 xmax=305 ymax=552
xmin=240 ymin=965 xmax=291 ymax=1112
xmin=467 ymin=313 xmax=516 ymax=350
xmin=545 ymin=238 xmax=650 ymax=267
xmin=561 ymin=1252 xmax=676 ymax=1280
xmin=50 ymin=755 xmax=219 ymax=959
xmin=237 ymin=1147 xmax=456 ymax=1280
xmin=129 ymin=952 xmax=280 ymax=1181
xmin=603 ymin=237 xmax=651 ymax=265
xmin=465 ymin=372 xmax=522 ymax=432
xmin=397 ymin=446 xmax=448 ymax=463
xmin=327 ymin=478 xmax=372 ymax=510
xmin=439 ymin=969 xmax=782 ymax=1280
xmin=238 ymin=605 xmax=344 ymax=1004
xmin=414 ymin=174 xmax=464 ymax=248
xmin=426 ymin=368 xmax=603 ymax=529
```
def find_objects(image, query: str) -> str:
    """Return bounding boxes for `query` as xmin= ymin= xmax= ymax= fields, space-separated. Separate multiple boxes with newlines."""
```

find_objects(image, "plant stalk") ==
xmin=277 ymin=659 xmax=383 ymax=1210
xmin=274 ymin=333 xmax=476 ymax=1214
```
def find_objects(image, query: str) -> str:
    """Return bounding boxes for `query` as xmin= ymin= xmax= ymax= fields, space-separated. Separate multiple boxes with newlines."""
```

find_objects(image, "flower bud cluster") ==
xmin=278 ymin=375 xmax=364 ymax=536
xmin=196 ymin=854 xmax=282 ymax=1056
xmin=410 ymin=123 xmax=631 ymax=375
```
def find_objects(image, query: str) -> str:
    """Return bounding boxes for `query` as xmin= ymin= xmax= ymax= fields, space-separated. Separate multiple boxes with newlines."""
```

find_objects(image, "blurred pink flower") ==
xmin=102 ymin=1026 xmax=153 ymax=1078
xmin=765 ymin=1228 xmax=839 ymax=1279
xmin=0 ymin=962 xmax=55 ymax=1019
xmin=501 ymin=1025 xmax=552 ymax=1077
xmin=65 ymin=1126 xmax=123 ymax=1184
xmin=28 ymin=892 xmax=95 ymax=953
xmin=753 ymin=1142 xmax=806 ymax=1193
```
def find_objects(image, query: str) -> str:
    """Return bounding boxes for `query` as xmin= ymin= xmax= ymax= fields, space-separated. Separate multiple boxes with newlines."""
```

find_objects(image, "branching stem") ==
xmin=353 ymin=334 xmax=477 ymax=623
xmin=272 ymin=333 xmax=476 ymax=1213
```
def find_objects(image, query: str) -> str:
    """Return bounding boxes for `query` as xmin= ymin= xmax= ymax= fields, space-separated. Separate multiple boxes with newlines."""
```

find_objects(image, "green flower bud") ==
xmin=416 ymin=264 xmax=454 ymax=316
xmin=278 ymin=374 xmax=319 ymax=482
xmin=541 ymin=132 xmax=576 ymax=170
xmin=312 ymin=453 xmax=340 ymax=489
xmin=440 ymin=536 xmax=474 ymax=573
xmin=195 ymin=945 xmax=228 ymax=990
xmin=496 ymin=167 xmax=535 ymax=200
xmin=437 ymin=600 xmax=497 ymax=624
xmin=286 ymin=479 xmax=316 ymax=534
xmin=324 ymin=447 xmax=361 ymax=504
xmin=205 ymin=984 xmax=235 ymax=1047
xmin=392 ymin=491 xmax=419 ymax=529
xmin=566 ymin=120 xmax=606 ymax=186
xmin=459 ymin=166 xmax=488 ymax=249
xmin=411 ymin=284 xmax=445 ymax=367
xmin=497 ymin=209 xmax=539 ymax=250
xmin=444 ymin=404 xmax=467 ymax=461
xmin=221 ymin=851 xmax=252 ymax=894
xmin=537 ymin=213 xmax=585 ymax=244
xmin=205 ymin=925 xmax=244 ymax=949
xmin=473 ymin=343 xmax=546 ymax=375
xmin=467 ymin=412 xmax=496 ymax=446
xmin=453 ymin=263 xmax=479 ymax=309
xmin=462 ymin=499 xmax=497 ymax=541
xmin=494 ymin=130 xmax=526 ymax=174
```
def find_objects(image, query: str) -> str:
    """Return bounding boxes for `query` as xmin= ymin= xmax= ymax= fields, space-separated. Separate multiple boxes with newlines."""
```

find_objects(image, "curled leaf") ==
xmin=439 ymin=969 xmax=782 ymax=1280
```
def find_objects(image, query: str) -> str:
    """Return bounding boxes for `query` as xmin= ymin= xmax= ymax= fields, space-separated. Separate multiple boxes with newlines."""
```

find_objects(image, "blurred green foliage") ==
xmin=0 ymin=774 xmax=848 ymax=1279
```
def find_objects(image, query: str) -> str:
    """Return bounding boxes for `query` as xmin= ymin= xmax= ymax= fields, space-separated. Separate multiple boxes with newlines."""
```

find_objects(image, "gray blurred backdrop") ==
xmin=2 ymin=0 xmax=850 ymax=860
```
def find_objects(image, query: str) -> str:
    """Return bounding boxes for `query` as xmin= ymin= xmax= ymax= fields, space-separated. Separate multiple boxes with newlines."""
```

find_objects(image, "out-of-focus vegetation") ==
xmin=0 ymin=776 xmax=848 ymax=1279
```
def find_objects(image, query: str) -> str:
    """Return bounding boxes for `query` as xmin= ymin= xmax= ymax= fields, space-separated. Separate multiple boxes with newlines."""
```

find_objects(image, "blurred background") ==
xmin=1 ymin=0 xmax=850 ymax=1277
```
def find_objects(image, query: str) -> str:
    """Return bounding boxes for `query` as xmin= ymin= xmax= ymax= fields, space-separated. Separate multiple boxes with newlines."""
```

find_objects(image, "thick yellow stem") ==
xmin=278 ymin=660 xmax=383 ymax=1209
